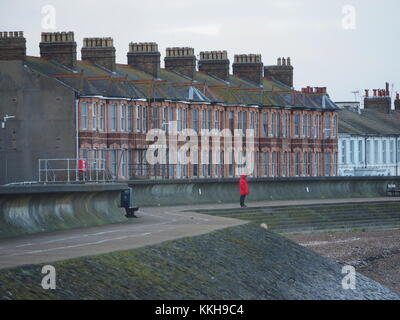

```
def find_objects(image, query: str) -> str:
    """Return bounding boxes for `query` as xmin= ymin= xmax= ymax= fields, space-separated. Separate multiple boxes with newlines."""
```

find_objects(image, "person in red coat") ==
xmin=239 ymin=174 xmax=249 ymax=208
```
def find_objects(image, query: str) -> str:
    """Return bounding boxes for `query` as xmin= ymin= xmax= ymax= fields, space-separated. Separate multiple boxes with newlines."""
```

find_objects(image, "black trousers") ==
xmin=240 ymin=195 xmax=246 ymax=207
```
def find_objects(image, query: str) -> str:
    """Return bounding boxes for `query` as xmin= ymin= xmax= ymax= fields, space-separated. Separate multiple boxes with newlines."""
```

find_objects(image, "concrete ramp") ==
xmin=0 ymin=184 xmax=128 ymax=239
xmin=1 ymin=224 xmax=398 ymax=300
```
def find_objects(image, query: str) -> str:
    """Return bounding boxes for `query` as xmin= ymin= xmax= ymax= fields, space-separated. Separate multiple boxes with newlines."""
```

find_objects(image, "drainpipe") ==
xmin=365 ymin=135 xmax=367 ymax=169
xmin=75 ymin=97 xmax=80 ymax=169
xmin=396 ymin=136 xmax=399 ymax=177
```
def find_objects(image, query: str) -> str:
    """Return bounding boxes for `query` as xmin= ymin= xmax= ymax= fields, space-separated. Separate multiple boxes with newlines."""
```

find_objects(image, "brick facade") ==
xmin=78 ymin=97 xmax=338 ymax=179
xmin=0 ymin=30 xmax=339 ymax=183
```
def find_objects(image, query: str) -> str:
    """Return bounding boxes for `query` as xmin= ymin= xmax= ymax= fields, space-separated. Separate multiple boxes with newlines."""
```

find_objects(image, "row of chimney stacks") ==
xmin=301 ymin=87 xmax=327 ymax=94
xmin=364 ymin=83 xmax=393 ymax=114
xmin=364 ymin=83 xmax=391 ymax=98
xmin=0 ymin=31 xmax=294 ymax=87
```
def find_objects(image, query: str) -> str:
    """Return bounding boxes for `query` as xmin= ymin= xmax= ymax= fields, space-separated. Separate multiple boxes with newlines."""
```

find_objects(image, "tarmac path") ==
xmin=0 ymin=197 xmax=398 ymax=269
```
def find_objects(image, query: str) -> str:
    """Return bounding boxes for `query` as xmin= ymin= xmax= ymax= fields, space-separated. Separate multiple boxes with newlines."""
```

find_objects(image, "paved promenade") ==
xmin=0 ymin=197 xmax=399 ymax=269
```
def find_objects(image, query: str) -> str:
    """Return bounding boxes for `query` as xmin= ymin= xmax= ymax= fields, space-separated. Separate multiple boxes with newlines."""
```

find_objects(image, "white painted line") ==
xmin=2 ymin=215 xmax=178 ymax=250
xmin=0 ymin=208 xmax=215 ymax=258
xmin=3 ymin=232 xmax=153 ymax=257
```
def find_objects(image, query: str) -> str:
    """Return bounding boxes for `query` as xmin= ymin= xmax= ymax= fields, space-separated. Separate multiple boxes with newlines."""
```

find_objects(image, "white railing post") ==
xmin=75 ymin=158 xmax=78 ymax=182
xmin=45 ymin=160 xmax=48 ymax=182
xmin=67 ymin=159 xmax=70 ymax=183
xmin=38 ymin=159 xmax=41 ymax=182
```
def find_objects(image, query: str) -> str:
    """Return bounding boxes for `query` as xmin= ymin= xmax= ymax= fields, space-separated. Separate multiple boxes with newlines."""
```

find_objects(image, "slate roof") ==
xmin=24 ymin=56 xmax=337 ymax=111
xmin=339 ymin=107 xmax=400 ymax=135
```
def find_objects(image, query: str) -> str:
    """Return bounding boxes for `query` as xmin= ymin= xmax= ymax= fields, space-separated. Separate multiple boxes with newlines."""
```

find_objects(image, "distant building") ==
xmin=337 ymin=87 xmax=400 ymax=177
xmin=0 ymin=31 xmax=339 ymax=184
xmin=335 ymin=101 xmax=361 ymax=111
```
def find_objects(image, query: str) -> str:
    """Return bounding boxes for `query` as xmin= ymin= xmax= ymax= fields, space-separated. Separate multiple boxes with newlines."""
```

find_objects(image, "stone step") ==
xmin=200 ymin=202 xmax=400 ymax=215
xmin=269 ymin=216 xmax=400 ymax=226
xmin=226 ymin=212 xmax=400 ymax=224
xmin=278 ymin=224 xmax=400 ymax=235
xmin=204 ymin=206 xmax=400 ymax=219
xmin=196 ymin=201 xmax=400 ymax=234
xmin=273 ymin=220 xmax=400 ymax=234
xmin=276 ymin=223 xmax=400 ymax=234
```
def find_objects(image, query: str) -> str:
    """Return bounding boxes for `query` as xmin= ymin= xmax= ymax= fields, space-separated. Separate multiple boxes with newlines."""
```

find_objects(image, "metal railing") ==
xmin=33 ymin=158 xmax=400 ymax=182
xmin=38 ymin=158 xmax=111 ymax=183
xmin=125 ymin=163 xmax=337 ymax=180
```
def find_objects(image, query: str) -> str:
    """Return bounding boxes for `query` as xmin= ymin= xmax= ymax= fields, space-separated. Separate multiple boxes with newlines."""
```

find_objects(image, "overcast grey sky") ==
xmin=1 ymin=0 xmax=399 ymax=101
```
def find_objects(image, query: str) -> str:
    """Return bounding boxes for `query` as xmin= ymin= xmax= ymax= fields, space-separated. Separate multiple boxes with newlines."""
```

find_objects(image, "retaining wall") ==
xmin=0 ymin=184 xmax=128 ymax=239
xmin=1 ymin=177 xmax=399 ymax=238
xmin=129 ymin=177 xmax=400 ymax=207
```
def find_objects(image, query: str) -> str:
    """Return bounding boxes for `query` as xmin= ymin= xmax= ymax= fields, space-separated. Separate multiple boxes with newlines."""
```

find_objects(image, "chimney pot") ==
xmin=232 ymin=53 xmax=263 ymax=84
xmin=81 ymin=37 xmax=116 ymax=71
xmin=264 ymin=56 xmax=294 ymax=88
xmin=127 ymin=41 xmax=161 ymax=78
xmin=198 ymin=50 xmax=230 ymax=80
xmin=164 ymin=46 xmax=196 ymax=79
xmin=0 ymin=30 xmax=26 ymax=60
xmin=39 ymin=31 xmax=76 ymax=68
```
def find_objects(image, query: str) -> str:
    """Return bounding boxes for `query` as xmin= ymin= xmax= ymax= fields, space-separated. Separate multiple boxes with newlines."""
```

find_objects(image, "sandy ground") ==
xmin=288 ymin=230 xmax=400 ymax=295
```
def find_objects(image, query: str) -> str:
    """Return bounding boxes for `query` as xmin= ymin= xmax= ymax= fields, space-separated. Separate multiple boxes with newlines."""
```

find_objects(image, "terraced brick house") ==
xmin=0 ymin=31 xmax=339 ymax=184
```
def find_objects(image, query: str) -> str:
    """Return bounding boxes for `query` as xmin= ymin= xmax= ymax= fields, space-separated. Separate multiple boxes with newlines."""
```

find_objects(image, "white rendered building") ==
xmin=337 ymin=98 xmax=400 ymax=177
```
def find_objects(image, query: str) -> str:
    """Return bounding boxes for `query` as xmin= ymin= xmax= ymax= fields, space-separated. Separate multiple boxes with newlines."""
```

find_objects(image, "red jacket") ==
xmin=239 ymin=175 xmax=249 ymax=196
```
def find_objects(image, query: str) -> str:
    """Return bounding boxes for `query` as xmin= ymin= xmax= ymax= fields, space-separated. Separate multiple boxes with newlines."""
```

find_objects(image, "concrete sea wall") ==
xmin=0 ymin=184 xmax=128 ymax=239
xmin=1 ymin=177 xmax=399 ymax=238
xmin=129 ymin=177 xmax=400 ymax=207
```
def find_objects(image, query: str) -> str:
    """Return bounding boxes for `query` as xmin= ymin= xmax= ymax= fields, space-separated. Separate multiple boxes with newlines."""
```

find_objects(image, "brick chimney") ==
xmin=0 ymin=31 xmax=26 ymax=61
xmin=232 ymin=54 xmax=263 ymax=85
xmin=81 ymin=37 xmax=116 ymax=72
xmin=164 ymin=47 xmax=196 ymax=79
xmin=127 ymin=42 xmax=160 ymax=78
xmin=39 ymin=32 xmax=76 ymax=69
xmin=364 ymin=83 xmax=392 ymax=113
xmin=198 ymin=50 xmax=230 ymax=81
xmin=364 ymin=95 xmax=392 ymax=114
xmin=395 ymin=92 xmax=400 ymax=111
xmin=264 ymin=57 xmax=294 ymax=88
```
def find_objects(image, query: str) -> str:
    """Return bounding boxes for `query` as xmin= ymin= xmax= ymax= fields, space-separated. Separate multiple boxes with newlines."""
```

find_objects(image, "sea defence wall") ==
xmin=0 ymin=184 xmax=129 ymax=239
xmin=129 ymin=177 xmax=400 ymax=207
xmin=1 ymin=224 xmax=398 ymax=300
